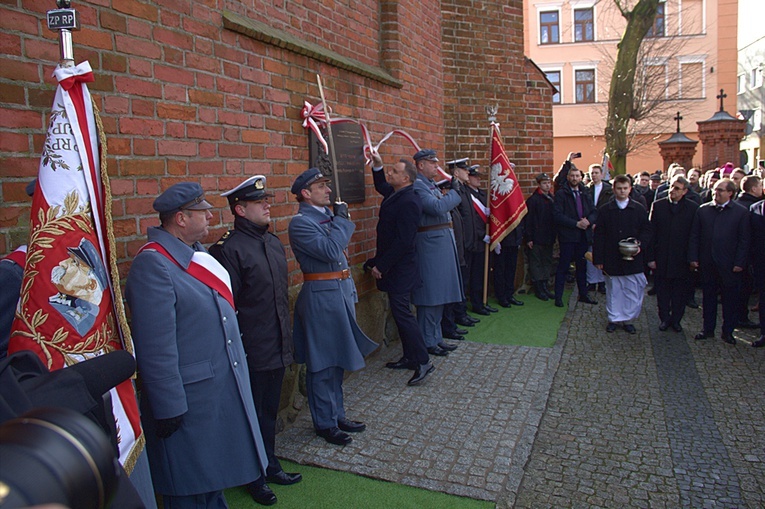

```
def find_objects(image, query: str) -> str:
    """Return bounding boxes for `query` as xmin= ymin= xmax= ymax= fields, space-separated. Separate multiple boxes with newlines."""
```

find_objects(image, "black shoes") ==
xmin=500 ymin=297 xmax=523 ymax=307
xmin=623 ymin=324 xmax=637 ymax=334
xmin=721 ymin=332 xmax=736 ymax=345
xmin=247 ymin=483 xmax=277 ymax=506
xmin=484 ymin=304 xmax=498 ymax=313
xmin=407 ymin=362 xmax=435 ymax=386
xmin=671 ymin=323 xmax=683 ymax=333
xmin=659 ymin=321 xmax=670 ymax=331
xmin=266 ymin=471 xmax=302 ymax=485
xmin=647 ymin=286 xmax=657 ymax=296
xmin=606 ymin=322 xmax=617 ymax=333
xmin=508 ymin=297 xmax=524 ymax=306
xmin=442 ymin=331 xmax=465 ymax=340
xmin=694 ymin=331 xmax=712 ymax=340
xmin=427 ymin=345 xmax=449 ymax=356
xmin=316 ymin=426 xmax=352 ymax=445
xmin=578 ymin=295 xmax=598 ymax=305
xmin=472 ymin=306 xmax=491 ymax=316
xmin=338 ymin=418 xmax=366 ymax=433
xmin=386 ymin=357 xmax=415 ymax=370
xmin=437 ymin=341 xmax=458 ymax=351
xmin=498 ymin=299 xmax=511 ymax=308
xmin=554 ymin=298 xmax=564 ymax=308
xmin=455 ymin=327 xmax=469 ymax=335
xmin=752 ymin=336 xmax=765 ymax=348
xmin=455 ymin=316 xmax=476 ymax=327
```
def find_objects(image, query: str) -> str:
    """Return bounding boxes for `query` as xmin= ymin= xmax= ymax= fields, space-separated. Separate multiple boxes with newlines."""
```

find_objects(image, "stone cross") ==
xmin=674 ymin=111 xmax=682 ymax=133
xmin=717 ymin=89 xmax=727 ymax=112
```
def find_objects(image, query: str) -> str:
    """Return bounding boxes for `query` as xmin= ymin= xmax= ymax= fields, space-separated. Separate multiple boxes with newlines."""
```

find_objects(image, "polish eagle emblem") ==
xmin=490 ymin=162 xmax=515 ymax=198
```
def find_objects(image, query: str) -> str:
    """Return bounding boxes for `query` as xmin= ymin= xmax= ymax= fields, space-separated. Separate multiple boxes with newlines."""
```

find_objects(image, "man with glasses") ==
xmin=126 ymin=182 xmax=268 ymax=509
xmin=689 ymin=178 xmax=751 ymax=344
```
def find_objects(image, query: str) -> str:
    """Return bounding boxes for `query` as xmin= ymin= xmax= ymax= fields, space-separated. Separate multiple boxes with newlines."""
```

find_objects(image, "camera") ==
xmin=572 ymin=152 xmax=582 ymax=159
xmin=0 ymin=407 xmax=120 ymax=509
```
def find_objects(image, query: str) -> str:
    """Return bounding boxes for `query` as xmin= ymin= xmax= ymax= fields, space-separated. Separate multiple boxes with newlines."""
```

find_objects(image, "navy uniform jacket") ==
xmin=411 ymin=174 xmax=464 ymax=306
xmin=209 ymin=216 xmax=294 ymax=372
xmin=372 ymin=170 xmax=423 ymax=294
xmin=553 ymin=183 xmax=597 ymax=244
xmin=126 ymin=227 xmax=267 ymax=496
xmin=288 ymin=203 xmax=377 ymax=373
xmin=688 ymin=201 xmax=751 ymax=285
xmin=647 ymin=197 xmax=698 ymax=279
xmin=592 ymin=199 xmax=651 ymax=276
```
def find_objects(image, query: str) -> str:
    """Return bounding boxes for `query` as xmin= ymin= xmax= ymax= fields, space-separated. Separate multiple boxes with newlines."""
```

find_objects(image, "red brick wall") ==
xmin=0 ymin=0 xmax=550 ymax=295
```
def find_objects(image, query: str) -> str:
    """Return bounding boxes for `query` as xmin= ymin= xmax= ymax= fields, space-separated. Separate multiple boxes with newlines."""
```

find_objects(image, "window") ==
xmin=540 ymin=11 xmax=560 ymax=44
xmin=751 ymin=67 xmax=763 ymax=89
xmin=738 ymin=74 xmax=746 ymax=94
xmin=680 ymin=62 xmax=703 ymax=98
xmin=574 ymin=8 xmax=594 ymax=42
xmin=647 ymin=3 xmax=665 ymax=37
xmin=546 ymin=71 xmax=561 ymax=104
xmin=575 ymin=69 xmax=595 ymax=103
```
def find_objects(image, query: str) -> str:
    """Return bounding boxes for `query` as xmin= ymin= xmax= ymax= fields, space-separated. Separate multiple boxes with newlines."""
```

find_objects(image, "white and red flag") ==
xmin=488 ymin=123 xmax=527 ymax=251
xmin=8 ymin=62 xmax=144 ymax=470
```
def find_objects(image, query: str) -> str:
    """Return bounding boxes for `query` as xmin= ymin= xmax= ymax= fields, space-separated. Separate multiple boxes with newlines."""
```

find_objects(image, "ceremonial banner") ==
xmin=9 ymin=62 xmax=143 ymax=470
xmin=601 ymin=152 xmax=614 ymax=181
xmin=488 ymin=123 xmax=527 ymax=251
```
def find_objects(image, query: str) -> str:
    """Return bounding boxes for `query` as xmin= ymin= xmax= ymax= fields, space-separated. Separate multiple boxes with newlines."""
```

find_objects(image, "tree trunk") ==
xmin=605 ymin=0 xmax=660 ymax=174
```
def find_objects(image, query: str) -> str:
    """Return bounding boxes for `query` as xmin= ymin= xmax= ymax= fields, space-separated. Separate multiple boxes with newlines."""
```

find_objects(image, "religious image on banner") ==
xmin=9 ymin=61 xmax=143 ymax=470
xmin=488 ymin=123 xmax=527 ymax=251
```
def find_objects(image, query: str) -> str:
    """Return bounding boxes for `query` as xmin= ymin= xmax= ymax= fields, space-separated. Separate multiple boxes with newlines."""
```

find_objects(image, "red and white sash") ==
xmin=471 ymin=194 xmax=489 ymax=224
xmin=138 ymin=242 xmax=235 ymax=310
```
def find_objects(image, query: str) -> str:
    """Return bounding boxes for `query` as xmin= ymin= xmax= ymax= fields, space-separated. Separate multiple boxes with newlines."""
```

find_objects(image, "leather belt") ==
xmin=303 ymin=269 xmax=350 ymax=281
xmin=417 ymin=222 xmax=453 ymax=233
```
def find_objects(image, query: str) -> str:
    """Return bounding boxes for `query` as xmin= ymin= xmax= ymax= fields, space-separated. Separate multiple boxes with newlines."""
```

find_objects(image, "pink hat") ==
xmin=721 ymin=162 xmax=735 ymax=176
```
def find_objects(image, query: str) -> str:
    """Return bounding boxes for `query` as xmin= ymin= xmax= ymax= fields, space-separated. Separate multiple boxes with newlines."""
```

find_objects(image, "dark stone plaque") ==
xmin=308 ymin=122 xmax=366 ymax=204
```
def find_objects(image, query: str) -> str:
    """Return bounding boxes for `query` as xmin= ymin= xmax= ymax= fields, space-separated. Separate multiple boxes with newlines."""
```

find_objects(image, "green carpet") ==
xmin=460 ymin=291 xmax=571 ymax=348
xmin=225 ymin=460 xmax=492 ymax=509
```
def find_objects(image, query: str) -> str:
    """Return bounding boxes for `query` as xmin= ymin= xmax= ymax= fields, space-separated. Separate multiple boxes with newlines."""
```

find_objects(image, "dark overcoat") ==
xmin=524 ymin=189 xmax=556 ymax=245
xmin=209 ymin=216 xmax=293 ymax=372
xmin=462 ymin=186 xmax=488 ymax=253
xmin=372 ymin=171 xmax=423 ymax=294
xmin=126 ymin=227 xmax=267 ymax=496
xmin=587 ymin=180 xmax=613 ymax=208
xmin=592 ymin=199 xmax=651 ymax=276
xmin=288 ymin=203 xmax=378 ymax=373
xmin=647 ymin=196 xmax=698 ymax=279
xmin=688 ymin=201 xmax=751 ymax=285
xmin=553 ymin=183 xmax=597 ymax=244
xmin=411 ymin=174 xmax=464 ymax=306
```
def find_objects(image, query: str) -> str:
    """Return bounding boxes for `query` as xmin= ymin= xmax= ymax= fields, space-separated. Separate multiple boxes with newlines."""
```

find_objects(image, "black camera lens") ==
xmin=0 ymin=407 xmax=119 ymax=509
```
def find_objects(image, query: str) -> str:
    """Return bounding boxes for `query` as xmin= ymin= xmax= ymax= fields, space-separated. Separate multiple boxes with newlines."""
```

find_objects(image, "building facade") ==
xmin=737 ymin=0 xmax=764 ymax=170
xmin=524 ymin=0 xmax=738 ymax=174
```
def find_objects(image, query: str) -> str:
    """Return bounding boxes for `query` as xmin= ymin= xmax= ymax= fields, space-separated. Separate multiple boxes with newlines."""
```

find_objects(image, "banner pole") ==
xmin=316 ymin=74 xmax=342 ymax=203
xmin=482 ymin=105 xmax=498 ymax=306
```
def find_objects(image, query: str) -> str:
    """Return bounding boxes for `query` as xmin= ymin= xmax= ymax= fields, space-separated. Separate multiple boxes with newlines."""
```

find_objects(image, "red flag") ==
xmin=488 ymin=124 xmax=527 ymax=251
xmin=9 ymin=62 xmax=144 ymax=471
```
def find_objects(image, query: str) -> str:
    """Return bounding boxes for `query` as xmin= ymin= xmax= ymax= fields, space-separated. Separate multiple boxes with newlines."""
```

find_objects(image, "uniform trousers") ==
xmin=388 ymin=291 xmax=429 ymax=364
xmin=163 ymin=491 xmax=228 ymax=509
xmin=129 ymin=448 xmax=158 ymax=509
xmin=442 ymin=265 xmax=469 ymax=334
xmin=306 ymin=366 xmax=345 ymax=430
xmin=416 ymin=304 xmax=444 ymax=348
xmin=493 ymin=245 xmax=519 ymax=302
xmin=654 ymin=275 xmax=690 ymax=326
xmin=466 ymin=250 xmax=486 ymax=308
xmin=527 ymin=243 xmax=553 ymax=283
xmin=555 ymin=241 xmax=589 ymax=299
xmin=249 ymin=366 xmax=286 ymax=485
xmin=700 ymin=265 xmax=741 ymax=335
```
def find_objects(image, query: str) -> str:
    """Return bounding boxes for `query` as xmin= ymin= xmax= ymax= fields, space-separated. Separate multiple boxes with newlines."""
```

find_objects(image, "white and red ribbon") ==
xmin=471 ymin=194 xmax=489 ymax=223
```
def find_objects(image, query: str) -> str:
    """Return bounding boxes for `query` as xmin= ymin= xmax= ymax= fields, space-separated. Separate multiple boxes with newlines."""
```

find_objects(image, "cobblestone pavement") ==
xmin=277 ymin=290 xmax=765 ymax=508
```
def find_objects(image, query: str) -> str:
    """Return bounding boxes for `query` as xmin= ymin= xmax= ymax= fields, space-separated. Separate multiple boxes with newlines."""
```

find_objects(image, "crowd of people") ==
xmin=1 ymin=151 xmax=763 ymax=508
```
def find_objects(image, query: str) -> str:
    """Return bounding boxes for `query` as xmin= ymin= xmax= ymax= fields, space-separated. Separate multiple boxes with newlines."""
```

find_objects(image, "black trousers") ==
xmin=388 ymin=291 xmax=429 ymax=364
xmin=700 ymin=265 xmax=741 ymax=335
xmin=555 ymin=241 xmax=588 ymax=300
xmin=442 ymin=265 xmax=469 ymax=333
xmin=654 ymin=275 xmax=690 ymax=326
xmin=493 ymin=245 xmax=519 ymax=302
xmin=466 ymin=250 xmax=487 ymax=308
xmin=249 ymin=366 xmax=286 ymax=485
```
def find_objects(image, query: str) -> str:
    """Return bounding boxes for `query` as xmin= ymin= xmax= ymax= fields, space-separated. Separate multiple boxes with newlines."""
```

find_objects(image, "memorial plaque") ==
xmin=308 ymin=123 xmax=366 ymax=203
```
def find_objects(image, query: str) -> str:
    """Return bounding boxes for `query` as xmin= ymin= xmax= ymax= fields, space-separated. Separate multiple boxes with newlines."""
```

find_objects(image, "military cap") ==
xmin=649 ymin=173 xmax=662 ymax=181
xmin=153 ymin=182 xmax=213 ymax=213
xmin=467 ymin=165 xmax=481 ymax=176
xmin=290 ymin=167 xmax=330 ymax=195
xmin=413 ymin=149 xmax=438 ymax=162
xmin=446 ymin=158 xmax=469 ymax=170
xmin=221 ymin=175 xmax=273 ymax=205
xmin=535 ymin=173 xmax=551 ymax=183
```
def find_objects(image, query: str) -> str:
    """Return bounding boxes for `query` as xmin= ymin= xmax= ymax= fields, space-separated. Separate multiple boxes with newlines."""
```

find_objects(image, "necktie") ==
xmin=574 ymin=190 xmax=584 ymax=218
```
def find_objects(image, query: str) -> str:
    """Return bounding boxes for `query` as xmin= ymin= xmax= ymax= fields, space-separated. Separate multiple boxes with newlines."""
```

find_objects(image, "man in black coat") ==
xmin=750 ymin=199 xmax=765 ymax=347
xmin=688 ymin=178 xmax=751 ymax=344
xmin=734 ymin=175 xmax=764 ymax=329
xmin=524 ymin=173 xmax=556 ymax=300
xmin=462 ymin=166 xmax=496 ymax=315
xmin=647 ymin=176 xmax=699 ymax=332
xmin=369 ymin=155 xmax=434 ymax=386
xmin=593 ymin=174 xmax=651 ymax=334
xmin=553 ymin=165 xmax=598 ymax=307
xmin=210 ymin=176 xmax=301 ymax=505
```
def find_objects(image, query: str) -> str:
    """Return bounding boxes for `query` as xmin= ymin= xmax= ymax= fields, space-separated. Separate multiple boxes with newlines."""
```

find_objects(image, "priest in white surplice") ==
xmin=593 ymin=174 xmax=651 ymax=334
